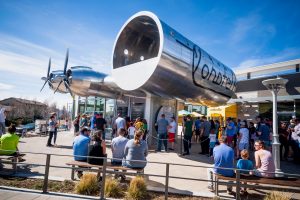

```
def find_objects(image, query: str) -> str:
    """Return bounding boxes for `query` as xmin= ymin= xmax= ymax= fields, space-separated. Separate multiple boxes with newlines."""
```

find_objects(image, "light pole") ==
xmin=262 ymin=77 xmax=288 ymax=177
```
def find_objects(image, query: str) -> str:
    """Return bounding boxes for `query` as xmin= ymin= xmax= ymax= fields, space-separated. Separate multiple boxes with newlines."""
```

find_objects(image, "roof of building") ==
xmin=234 ymin=58 xmax=300 ymax=81
xmin=0 ymin=97 xmax=47 ymax=106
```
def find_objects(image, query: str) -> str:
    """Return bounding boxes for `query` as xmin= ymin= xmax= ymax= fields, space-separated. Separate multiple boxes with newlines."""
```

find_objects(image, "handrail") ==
xmin=1 ymin=150 xmax=300 ymax=200
xmin=1 ymin=149 xmax=300 ymax=178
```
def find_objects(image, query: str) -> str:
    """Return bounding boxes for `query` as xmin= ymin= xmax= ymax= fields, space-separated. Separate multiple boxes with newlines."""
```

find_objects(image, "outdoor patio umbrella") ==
xmin=178 ymin=110 xmax=191 ymax=116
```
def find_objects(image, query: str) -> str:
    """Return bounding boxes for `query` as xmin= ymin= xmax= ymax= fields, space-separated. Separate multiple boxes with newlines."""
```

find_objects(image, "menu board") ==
xmin=131 ymin=103 xmax=145 ymax=121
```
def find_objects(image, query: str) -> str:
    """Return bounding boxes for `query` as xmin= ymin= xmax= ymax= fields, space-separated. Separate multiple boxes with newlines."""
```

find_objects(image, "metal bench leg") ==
xmin=12 ymin=157 xmax=17 ymax=173
xmin=215 ymin=176 xmax=219 ymax=196
xmin=71 ymin=165 xmax=75 ymax=180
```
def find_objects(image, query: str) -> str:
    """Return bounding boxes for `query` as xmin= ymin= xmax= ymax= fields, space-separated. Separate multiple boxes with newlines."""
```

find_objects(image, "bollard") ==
xmin=43 ymin=154 xmax=51 ymax=193
xmin=164 ymin=163 xmax=170 ymax=200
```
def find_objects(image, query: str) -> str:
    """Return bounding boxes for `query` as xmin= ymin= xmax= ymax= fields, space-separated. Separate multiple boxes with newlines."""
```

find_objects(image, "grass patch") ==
xmin=105 ymin=177 xmax=124 ymax=198
xmin=264 ymin=191 xmax=291 ymax=200
xmin=126 ymin=176 xmax=148 ymax=200
xmin=75 ymin=173 xmax=99 ymax=195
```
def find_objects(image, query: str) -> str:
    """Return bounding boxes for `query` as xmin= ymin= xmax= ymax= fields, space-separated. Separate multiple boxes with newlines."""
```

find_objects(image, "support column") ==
xmin=271 ymin=90 xmax=283 ymax=176
xmin=144 ymin=93 xmax=156 ymax=145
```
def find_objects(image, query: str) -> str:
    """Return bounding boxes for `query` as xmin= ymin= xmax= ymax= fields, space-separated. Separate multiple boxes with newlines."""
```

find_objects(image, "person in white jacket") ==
xmin=0 ymin=108 xmax=8 ymax=137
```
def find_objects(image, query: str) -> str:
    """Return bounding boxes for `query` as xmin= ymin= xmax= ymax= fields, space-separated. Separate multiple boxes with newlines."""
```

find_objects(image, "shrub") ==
xmin=75 ymin=173 xmax=99 ymax=195
xmin=126 ymin=176 xmax=147 ymax=200
xmin=105 ymin=177 xmax=124 ymax=198
xmin=264 ymin=191 xmax=291 ymax=200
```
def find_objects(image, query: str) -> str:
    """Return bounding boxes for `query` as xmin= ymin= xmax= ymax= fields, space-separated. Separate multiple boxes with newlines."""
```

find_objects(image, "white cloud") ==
xmin=230 ymin=14 xmax=276 ymax=44
xmin=237 ymin=48 xmax=300 ymax=68
xmin=0 ymin=82 xmax=14 ymax=90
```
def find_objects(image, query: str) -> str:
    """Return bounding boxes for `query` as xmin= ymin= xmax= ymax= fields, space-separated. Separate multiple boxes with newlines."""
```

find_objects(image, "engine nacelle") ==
xmin=112 ymin=11 xmax=236 ymax=106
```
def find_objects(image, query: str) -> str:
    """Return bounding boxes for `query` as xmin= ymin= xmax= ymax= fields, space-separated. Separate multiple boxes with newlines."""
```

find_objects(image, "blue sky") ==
xmin=0 ymin=0 xmax=300 ymax=108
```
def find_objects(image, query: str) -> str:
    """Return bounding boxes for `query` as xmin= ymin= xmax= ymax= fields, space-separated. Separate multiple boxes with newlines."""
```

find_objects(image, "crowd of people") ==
xmin=72 ymin=113 xmax=149 ymax=179
xmin=182 ymin=115 xmax=300 ymax=164
xmin=203 ymin=115 xmax=300 ymax=195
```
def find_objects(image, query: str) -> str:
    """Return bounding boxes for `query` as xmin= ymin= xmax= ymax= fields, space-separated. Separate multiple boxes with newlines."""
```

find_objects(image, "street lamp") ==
xmin=262 ymin=77 xmax=288 ymax=177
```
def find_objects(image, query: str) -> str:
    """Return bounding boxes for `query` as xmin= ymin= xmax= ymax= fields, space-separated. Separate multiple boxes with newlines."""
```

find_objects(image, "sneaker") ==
xmin=182 ymin=152 xmax=190 ymax=156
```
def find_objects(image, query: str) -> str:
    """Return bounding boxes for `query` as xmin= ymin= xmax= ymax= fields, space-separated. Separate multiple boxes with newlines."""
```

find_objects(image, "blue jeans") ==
xmin=157 ymin=133 xmax=167 ymax=151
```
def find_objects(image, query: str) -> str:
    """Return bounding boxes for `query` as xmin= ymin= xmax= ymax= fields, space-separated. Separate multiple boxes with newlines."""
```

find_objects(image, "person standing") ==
xmin=183 ymin=115 xmax=193 ymax=155
xmin=127 ymin=122 xmax=135 ymax=139
xmin=73 ymin=115 xmax=80 ymax=136
xmin=142 ymin=118 xmax=148 ymax=140
xmin=225 ymin=117 xmax=235 ymax=147
xmin=256 ymin=117 xmax=271 ymax=150
xmin=194 ymin=117 xmax=201 ymax=143
xmin=114 ymin=113 xmax=126 ymax=131
xmin=156 ymin=114 xmax=169 ymax=152
xmin=79 ymin=114 xmax=88 ymax=129
xmin=95 ymin=113 xmax=107 ymax=140
xmin=290 ymin=118 xmax=300 ymax=164
xmin=168 ymin=117 xmax=177 ymax=151
xmin=200 ymin=116 xmax=211 ymax=155
xmin=51 ymin=113 xmax=59 ymax=146
xmin=237 ymin=121 xmax=249 ymax=159
xmin=278 ymin=122 xmax=289 ymax=161
xmin=46 ymin=115 xmax=55 ymax=147
xmin=0 ymin=108 xmax=8 ymax=137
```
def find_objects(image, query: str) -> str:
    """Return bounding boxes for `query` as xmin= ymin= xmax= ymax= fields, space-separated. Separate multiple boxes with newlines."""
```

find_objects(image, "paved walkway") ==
xmin=0 ymin=186 xmax=99 ymax=200
xmin=1 ymin=129 xmax=300 ymax=199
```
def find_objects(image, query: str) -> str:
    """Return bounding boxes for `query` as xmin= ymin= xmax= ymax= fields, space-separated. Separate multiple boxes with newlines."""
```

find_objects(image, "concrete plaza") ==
xmin=1 ymin=130 xmax=300 ymax=199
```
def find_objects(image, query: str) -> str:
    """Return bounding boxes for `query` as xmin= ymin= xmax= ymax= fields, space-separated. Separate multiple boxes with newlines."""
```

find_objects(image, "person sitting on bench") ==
xmin=253 ymin=140 xmax=275 ymax=178
xmin=111 ymin=128 xmax=128 ymax=180
xmin=207 ymin=135 xmax=234 ymax=194
xmin=123 ymin=129 xmax=148 ymax=169
xmin=73 ymin=126 xmax=91 ymax=178
xmin=0 ymin=124 xmax=25 ymax=162
xmin=88 ymin=130 xmax=107 ymax=165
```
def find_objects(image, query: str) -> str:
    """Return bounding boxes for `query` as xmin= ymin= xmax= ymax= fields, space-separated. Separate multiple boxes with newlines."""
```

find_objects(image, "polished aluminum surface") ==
xmin=112 ymin=11 xmax=236 ymax=106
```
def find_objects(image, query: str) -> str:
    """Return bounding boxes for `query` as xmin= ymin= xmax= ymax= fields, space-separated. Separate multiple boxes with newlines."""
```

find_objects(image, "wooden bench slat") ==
xmin=216 ymin=174 xmax=300 ymax=187
xmin=66 ymin=160 xmax=144 ymax=172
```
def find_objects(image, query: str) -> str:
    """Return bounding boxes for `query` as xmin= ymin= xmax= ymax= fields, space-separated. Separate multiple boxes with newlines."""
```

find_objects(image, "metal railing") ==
xmin=0 ymin=150 xmax=300 ymax=200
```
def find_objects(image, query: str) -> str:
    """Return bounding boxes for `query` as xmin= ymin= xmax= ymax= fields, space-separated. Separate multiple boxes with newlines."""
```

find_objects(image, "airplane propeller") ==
xmin=40 ymin=58 xmax=53 ymax=92
xmin=54 ymin=49 xmax=74 ymax=97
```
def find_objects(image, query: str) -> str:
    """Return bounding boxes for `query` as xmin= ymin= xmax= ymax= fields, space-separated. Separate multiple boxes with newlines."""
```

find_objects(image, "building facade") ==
xmin=0 ymin=98 xmax=48 ymax=123
xmin=230 ymin=58 xmax=300 ymax=122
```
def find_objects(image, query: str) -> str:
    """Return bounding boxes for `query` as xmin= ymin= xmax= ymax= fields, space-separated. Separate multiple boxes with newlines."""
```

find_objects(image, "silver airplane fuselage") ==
xmin=112 ymin=11 xmax=236 ymax=106
xmin=44 ymin=11 xmax=236 ymax=107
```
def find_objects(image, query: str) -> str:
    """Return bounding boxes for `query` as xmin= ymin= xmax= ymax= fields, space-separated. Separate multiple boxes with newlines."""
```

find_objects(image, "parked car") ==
xmin=16 ymin=123 xmax=35 ymax=136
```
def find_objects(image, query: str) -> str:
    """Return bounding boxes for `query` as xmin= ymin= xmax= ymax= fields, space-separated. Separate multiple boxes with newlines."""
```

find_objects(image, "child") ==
xmin=236 ymin=149 xmax=253 ymax=195
xmin=209 ymin=131 xmax=217 ymax=157
xmin=127 ymin=122 xmax=135 ymax=139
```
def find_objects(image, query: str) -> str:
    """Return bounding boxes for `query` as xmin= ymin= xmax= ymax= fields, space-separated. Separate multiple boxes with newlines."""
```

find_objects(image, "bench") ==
xmin=215 ymin=174 xmax=300 ymax=198
xmin=66 ymin=160 xmax=144 ymax=180
xmin=0 ymin=154 xmax=25 ymax=173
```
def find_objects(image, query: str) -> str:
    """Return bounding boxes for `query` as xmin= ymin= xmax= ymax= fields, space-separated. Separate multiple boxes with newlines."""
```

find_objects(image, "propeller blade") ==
xmin=54 ymin=80 xmax=63 ymax=93
xmin=63 ymin=49 xmax=69 ymax=75
xmin=47 ymin=58 xmax=51 ymax=78
xmin=40 ymin=80 xmax=48 ymax=92
xmin=64 ymin=81 xmax=74 ymax=97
